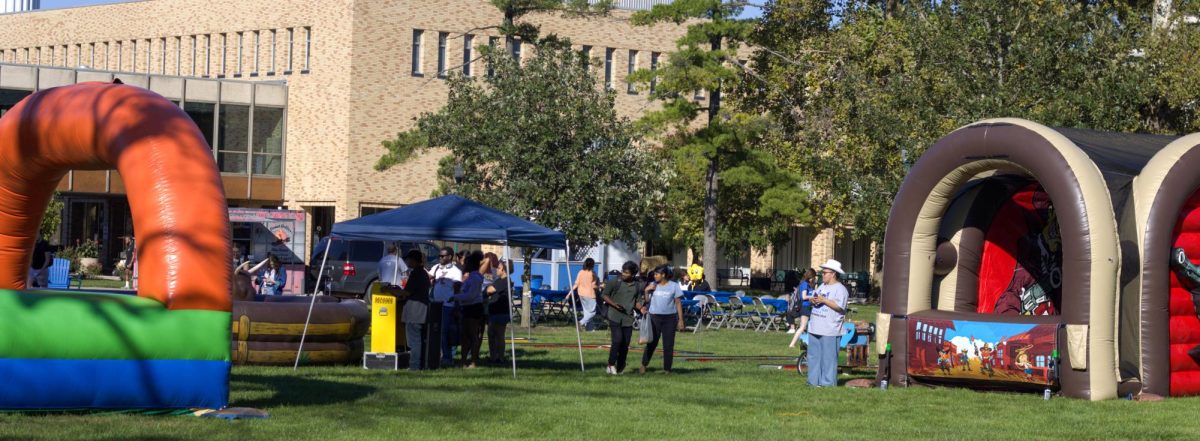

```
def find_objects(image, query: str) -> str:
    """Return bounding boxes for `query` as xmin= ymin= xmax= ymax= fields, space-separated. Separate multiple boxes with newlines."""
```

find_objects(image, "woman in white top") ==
xmin=638 ymin=265 xmax=685 ymax=374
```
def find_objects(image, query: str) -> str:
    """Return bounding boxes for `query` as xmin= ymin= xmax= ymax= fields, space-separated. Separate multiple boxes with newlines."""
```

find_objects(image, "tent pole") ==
xmin=565 ymin=239 xmax=584 ymax=372
xmin=295 ymin=236 xmax=334 ymax=370
xmin=505 ymin=242 xmax=517 ymax=378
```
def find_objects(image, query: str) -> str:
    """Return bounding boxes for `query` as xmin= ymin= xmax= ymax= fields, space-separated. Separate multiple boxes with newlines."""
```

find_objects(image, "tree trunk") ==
xmin=703 ymin=36 xmax=722 ymax=292
xmin=521 ymin=248 xmax=533 ymax=327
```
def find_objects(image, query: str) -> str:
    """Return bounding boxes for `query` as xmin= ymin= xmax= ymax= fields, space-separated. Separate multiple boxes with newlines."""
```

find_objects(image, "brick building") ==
xmin=0 ymin=0 xmax=687 ymax=266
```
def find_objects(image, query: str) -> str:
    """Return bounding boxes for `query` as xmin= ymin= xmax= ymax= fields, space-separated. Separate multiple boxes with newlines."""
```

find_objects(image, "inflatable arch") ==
xmin=876 ymin=118 xmax=1187 ymax=400
xmin=0 ymin=82 xmax=231 ymax=409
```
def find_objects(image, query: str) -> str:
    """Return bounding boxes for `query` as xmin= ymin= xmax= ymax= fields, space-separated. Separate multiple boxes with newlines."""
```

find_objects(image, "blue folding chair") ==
xmin=45 ymin=257 xmax=81 ymax=289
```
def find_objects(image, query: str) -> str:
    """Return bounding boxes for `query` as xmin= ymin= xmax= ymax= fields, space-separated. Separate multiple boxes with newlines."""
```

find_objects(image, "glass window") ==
xmin=487 ymin=37 xmax=499 ymax=77
xmin=0 ymin=89 xmax=32 ymax=118
xmin=269 ymin=30 xmax=277 ymax=74
xmin=462 ymin=34 xmax=473 ymax=77
xmin=236 ymin=32 xmax=243 ymax=76
xmin=627 ymin=50 xmax=638 ymax=94
xmin=411 ymin=30 xmax=423 ymax=76
xmin=252 ymin=106 xmax=284 ymax=176
xmin=510 ymin=38 xmax=521 ymax=62
xmin=217 ymin=104 xmax=250 ymax=174
xmin=437 ymin=32 xmax=448 ymax=78
xmin=349 ymin=241 xmax=384 ymax=261
xmin=1036 ymin=355 xmax=1045 ymax=367
xmin=304 ymin=26 xmax=312 ymax=72
xmin=286 ymin=27 xmax=294 ymax=73
xmin=253 ymin=31 xmax=260 ymax=75
xmin=650 ymin=52 xmax=659 ymax=94
xmin=183 ymin=101 xmax=215 ymax=150
xmin=604 ymin=48 xmax=614 ymax=90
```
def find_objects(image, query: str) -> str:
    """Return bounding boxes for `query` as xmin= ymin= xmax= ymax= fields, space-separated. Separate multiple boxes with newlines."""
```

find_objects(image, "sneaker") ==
xmin=786 ymin=328 xmax=796 ymax=334
xmin=606 ymin=366 xmax=616 ymax=375
xmin=638 ymin=366 xmax=647 ymax=375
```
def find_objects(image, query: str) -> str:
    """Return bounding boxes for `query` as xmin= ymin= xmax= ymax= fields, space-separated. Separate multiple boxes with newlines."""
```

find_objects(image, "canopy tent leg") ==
xmin=565 ymin=240 xmax=585 ymax=372
xmin=295 ymin=237 xmax=334 ymax=370
xmin=505 ymin=243 xmax=518 ymax=378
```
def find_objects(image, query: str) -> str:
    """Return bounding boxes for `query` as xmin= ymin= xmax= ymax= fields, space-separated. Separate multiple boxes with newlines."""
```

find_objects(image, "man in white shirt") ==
xmin=378 ymin=243 xmax=409 ymax=286
xmin=429 ymin=247 xmax=462 ymax=368
xmin=807 ymin=259 xmax=849 ymax=387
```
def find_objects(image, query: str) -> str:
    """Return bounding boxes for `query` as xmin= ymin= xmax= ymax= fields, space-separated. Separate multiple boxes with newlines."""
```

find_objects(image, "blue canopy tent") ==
xmin=297 ymin=195 xmax=583 ymax=376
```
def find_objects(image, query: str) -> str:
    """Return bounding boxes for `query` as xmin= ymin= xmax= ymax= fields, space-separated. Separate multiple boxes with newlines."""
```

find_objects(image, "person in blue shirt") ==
xmin=788 ymin=268 xmax=818 ymax=348
xmin=255 ymin=255 xmax=287 ymax=296
xmin=639 ymin=265 xmax=685 ymax=374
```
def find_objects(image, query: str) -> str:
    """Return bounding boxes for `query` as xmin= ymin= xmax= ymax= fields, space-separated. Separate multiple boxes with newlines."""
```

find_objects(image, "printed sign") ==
xmin=907 ymin=318 xmax=1058 ymax=387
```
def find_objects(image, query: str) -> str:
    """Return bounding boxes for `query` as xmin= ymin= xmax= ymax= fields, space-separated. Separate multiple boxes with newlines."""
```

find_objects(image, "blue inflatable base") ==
xmin=0 ymin=359 xmax=230 ymax=409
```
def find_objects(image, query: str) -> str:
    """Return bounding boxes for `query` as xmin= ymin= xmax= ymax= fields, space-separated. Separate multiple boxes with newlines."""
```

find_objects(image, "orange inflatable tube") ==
xmin=0 ymin=81 xmax=230 ymax=311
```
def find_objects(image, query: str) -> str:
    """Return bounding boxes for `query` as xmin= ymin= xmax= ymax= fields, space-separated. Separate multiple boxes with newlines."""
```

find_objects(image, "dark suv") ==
xmin=308 ymin=238 xmax=440 ymax=299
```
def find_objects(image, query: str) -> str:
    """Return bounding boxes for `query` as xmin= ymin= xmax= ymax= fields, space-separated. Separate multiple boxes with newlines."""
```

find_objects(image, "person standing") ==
xmin=807 ymin=259 xmax=849 ymax=387
xmin=687 ymin=257 xmax=704 ymax=291
xmin=639 ymin=266 xmax=685 ymax=374
xmin=484 ymin=259 xmax=513 ymax=364
xmin=255 ymin=255 xmax=287 ymax=296
xmin=573 ymin=258 xmax=600 ymax=331
xmin=28 ymin=238 xmax=52 ymax=288
xmin=600 ymin=261 xmax=643 ymax=375
xmin=401 ymin=249 xmax=431 ymax=371
xmin=429 ymin=247 xmax=463 ymax=369
xmin=456 ymin=251 xmax=486 ymax=368
xmin=788 ymin=268 xmax=818 ymax=347
xmin=378 ymin=243 xmax=409 ymax=287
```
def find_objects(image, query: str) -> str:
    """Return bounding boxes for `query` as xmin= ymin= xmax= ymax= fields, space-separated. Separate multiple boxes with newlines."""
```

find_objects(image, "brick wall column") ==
xmin=812 ymin=228 xmax=836 ymax=267
xmin=750 ymin=245 xmax=774 ymax=278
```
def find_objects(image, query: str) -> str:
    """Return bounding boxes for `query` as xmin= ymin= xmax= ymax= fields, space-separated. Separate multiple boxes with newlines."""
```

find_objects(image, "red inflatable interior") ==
xmin=976 ymin=184 xmax=1061 ymax=315
xmin=1168 ymin=190 xmax=1200 ymax=396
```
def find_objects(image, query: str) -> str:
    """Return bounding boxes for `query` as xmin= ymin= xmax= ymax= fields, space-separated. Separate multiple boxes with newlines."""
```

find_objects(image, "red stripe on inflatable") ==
xmin=977 ymin=184 xmax=1040 ymax=314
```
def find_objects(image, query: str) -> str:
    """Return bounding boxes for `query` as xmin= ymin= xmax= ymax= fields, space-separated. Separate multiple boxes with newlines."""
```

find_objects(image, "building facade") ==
xmin=0 ymin=0 xmax=688 ymax=267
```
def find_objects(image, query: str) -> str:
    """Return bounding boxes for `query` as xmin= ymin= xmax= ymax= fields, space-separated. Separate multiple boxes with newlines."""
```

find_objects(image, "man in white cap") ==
xmin=807 ymin=259 xmax=849 ymax=387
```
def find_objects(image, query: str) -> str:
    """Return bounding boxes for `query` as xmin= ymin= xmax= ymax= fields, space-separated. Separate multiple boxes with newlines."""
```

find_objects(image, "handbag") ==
xmin=636 ymin=311 xmax=652 ymax=344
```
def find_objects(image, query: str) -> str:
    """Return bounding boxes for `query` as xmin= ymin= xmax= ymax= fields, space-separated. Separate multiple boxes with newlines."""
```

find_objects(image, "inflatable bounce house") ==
xmin=876 ymin=118 xmax=1200 ymax=400
xmin=231 ymin=295 xmax=368 ymax=366
xmin=0 ymin=82 xmax=231 ymax=409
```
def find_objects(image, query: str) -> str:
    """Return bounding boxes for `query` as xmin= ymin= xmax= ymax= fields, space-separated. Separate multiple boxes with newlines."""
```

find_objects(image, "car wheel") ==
xmin=362 ymin=279 xmax=377 ymax=305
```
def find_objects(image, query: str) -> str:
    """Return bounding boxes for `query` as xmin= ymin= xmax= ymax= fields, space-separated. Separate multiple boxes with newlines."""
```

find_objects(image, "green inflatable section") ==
xmin=0 ymin=290 xmax=230 ymax=361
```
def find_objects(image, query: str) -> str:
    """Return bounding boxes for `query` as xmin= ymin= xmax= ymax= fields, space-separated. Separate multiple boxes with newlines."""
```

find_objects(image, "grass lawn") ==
xmin=2 ymin=303 xmax=1200 ymax=440
xmin=77 ymin=278 xmax=127 ymax=289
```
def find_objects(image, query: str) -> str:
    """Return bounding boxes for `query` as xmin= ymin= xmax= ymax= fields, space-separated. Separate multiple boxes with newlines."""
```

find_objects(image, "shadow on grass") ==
xmin=231 ymin=373 xmax=377 ymax=408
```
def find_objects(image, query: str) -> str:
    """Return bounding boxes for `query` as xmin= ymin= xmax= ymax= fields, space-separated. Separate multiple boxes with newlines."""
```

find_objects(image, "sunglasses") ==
xmin=439 ymin=254 xmax=451 ymax=257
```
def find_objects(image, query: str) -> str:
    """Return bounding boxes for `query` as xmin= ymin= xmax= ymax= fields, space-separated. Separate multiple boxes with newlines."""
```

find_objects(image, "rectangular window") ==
xmin=132 ymin=40 xmax=137 ymax=71
xmin=90 ymin=43 xmax=95 ymax=68
xmin=627 ymin=50 xmax=638 ymax=94
xmin=303 ymin=26 xmax=312 ymax=72
xmin=160 ymin=38 xmax=166 ymax=74
xmin=436 ymin=32 xmax=448 ymax=78
xmin=175 ymin=37 xmax=181 ymax=75
xmin=286 ymin=28 xmax=294 ymax=74
xmin=217 ymin=103 xmax=251 ymax=174
xmin=411 ymin=29 xmax=423 ymax=76
xmin=145 ymin=39 xmax=151 ymax=72
xmin=581 ymin=45 xmax=592 ymax=71
xmin=269 ymin=30 xmax=276 ymax=75
xmin=252 ymin=31 xmax=260 ymax=76
xmin=251 ymin=106 xmax=285 ymax=176
xmin=650 ymin=52 xmax=659 ymax=94
xmin=510 ymin=38 xmax=521 ymax=62
xmin=235 ymin=32 xmax=243 ymax=77
xmin=604 ymin=48 xmax=614 ymax=90
xmin=0 ymin=89 xmax=33 ymax=118
xmin=205 ymin=34 xmax=212 ymax=77
xmin=219 ymin=33 xmax=227 ymax=77
xmin=115 ymin=42 xmax=121 ymax=70
xmin=183 ymin=101 xmax=215 ymax=149
xmin=462 ymin=34 xmax=473 ymax=77
xmin=191 ymin=35 xmax=198 ymax=76
xmin=487 ymin=36 xmax=499 ymax=77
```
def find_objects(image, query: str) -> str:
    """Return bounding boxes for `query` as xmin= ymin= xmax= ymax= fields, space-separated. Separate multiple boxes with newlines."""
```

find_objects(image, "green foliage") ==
xmin=39 ymin=192 xmax=63 ymax=242
xmin=376 ymin=39 xmax=662 ymax=246
xmin=739 ymin=0 xmax=1200 ymax=241
xmin=491 ymin=0 xmax=615 ymax=43
xmin=630 ymin=0 xmax=810 ymax=260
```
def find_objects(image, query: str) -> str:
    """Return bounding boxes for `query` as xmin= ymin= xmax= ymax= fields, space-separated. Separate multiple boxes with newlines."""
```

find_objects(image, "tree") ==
xmin=740 ymin=0 xmax=1200 ymax=242
xmin=630 ymin=0 xmax=809 ymax=288
xmin=376 ymin=39 xmax=662 ymax=326
xmin=39 ymin=192 xmax=62 ymax=242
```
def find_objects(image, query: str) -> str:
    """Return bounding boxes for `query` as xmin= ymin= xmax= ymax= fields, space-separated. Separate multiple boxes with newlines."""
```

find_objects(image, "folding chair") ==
xmin=687 ymin=295 xmax=709 ymax=332
xmin=704 ymin=294 xmax=730 ymax=330
xmin=727 ymin=297 xmax=755 ymax=330
xmin=751 ymin=297 xmax=781 ymax=332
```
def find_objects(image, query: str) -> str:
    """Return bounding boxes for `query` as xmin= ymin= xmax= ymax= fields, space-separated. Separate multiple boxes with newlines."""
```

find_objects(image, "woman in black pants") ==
xmin=640 ymin=265 xmax=685 ymax=374
xmin=600 ymin=261 xmax=643 ymax=375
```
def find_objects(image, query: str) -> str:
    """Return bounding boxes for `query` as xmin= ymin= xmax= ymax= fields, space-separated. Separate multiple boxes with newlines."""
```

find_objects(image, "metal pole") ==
xmin=294 ymin=237 xmax=333 ymax=370
xmin=505 ymin=242 xmax=517 ymax=378
xmin=565 ymin=239 xmax=584 ymax=372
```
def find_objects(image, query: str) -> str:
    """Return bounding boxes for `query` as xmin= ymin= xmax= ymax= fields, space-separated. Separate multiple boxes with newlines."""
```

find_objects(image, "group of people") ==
xmin=583 ymin=261 xmax=686 ymax=375
xmin=231 ymin=252 xmax=288 ymax=300
xmin=387 ymin=247 xmax=513 ymax=371
xmin=781 ymin=259 xmax=851 ymax=387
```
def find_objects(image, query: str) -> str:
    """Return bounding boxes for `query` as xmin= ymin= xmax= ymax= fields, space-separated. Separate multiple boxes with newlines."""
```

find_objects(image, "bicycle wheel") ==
xmin=795 ymin=350 xmax=808 ymax=375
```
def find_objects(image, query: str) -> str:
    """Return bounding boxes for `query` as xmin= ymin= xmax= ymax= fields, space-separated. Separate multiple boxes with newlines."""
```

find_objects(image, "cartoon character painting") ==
xmin=1015 ymin=344 xmax=1035 ymax=381
xmin=995 ymin=191 xmax=1062 ymax=316
xmin=959 ymin=349 xmax=971 ymax=371
xmin=977 ymin=341 xmax=996 ymax=377
xmin=937 ymin=346 xmax=953 ymax=375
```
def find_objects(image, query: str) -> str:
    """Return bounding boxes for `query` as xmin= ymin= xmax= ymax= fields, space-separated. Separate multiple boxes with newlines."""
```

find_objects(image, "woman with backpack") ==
xmin=788 ymin=268 xmax=818 ymax=348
